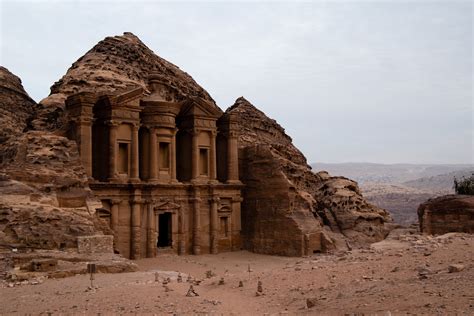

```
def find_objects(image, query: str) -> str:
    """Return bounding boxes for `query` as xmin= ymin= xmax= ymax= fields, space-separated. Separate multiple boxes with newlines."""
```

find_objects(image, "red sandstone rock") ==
xmin=418 ymin=194 xmax=474 ymax=234
xmin=0 ymin=67 xmax=108 ymax=253
xmin=39 ymin=32 xmax=216 ymax=133
xmin=228 ymin=97 xmax=391 ymax=254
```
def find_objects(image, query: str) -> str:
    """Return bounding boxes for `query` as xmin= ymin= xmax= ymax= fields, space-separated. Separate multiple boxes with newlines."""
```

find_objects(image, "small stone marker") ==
xmin=256 ymin=280 xmax=263 ymax=296
xmin=155 ymin=272 xmax=159 ymax=282
xmin=186 ymin=275 xmax=192 ymax=283
xmin=177 ymin=273 xmax=182 ymax=283
xmin=238 ymin=280 xmax=244 ymax=287
xmin=186 ymin=284 xmax=199 ymax=297
xmin=306 ymin=297 xmax=317 ymax=308
xmin=218 ymin=277 xmax=225 ymax=285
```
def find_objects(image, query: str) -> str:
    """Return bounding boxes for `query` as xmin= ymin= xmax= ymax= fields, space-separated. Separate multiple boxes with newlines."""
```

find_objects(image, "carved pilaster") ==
xmin=192 ymin=188 xmax=201 ymax=255
xmin=209 ymin=130 xmax=217 ymax=183
xmin=108 ymin=121 xmax=120 ymax=181
xmin=130 ymin=124 xmax=140 ymax=182
xmin=146 ymin=201 xmax=156 ymax=258
xmin=227 ymin=130 xmax=240 ymax=184
xmin=149 ymin=127 xmax=158 ymax=181
xmin=110 ymin=199 xmax=121 ymax=247
xmin=130 ymin=197 xmax=142 ymax=259
xmin=191 ymin=128 xmax=200 ymax=181
xmin=210 ymin=196 xmax=220 ymax=254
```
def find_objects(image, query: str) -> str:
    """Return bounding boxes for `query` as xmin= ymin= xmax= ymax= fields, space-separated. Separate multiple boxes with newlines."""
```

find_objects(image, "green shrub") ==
xmin=454 ymin=174 xmax=474 ymax=195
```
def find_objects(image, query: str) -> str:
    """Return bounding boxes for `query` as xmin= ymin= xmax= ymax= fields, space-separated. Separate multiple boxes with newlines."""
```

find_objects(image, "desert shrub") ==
xmin=454 ymin=174 xmax=474 ymax=195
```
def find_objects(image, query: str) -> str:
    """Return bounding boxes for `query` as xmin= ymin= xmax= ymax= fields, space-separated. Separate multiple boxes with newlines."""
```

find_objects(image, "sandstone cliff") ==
xmin=228 ymin=97 xmax=391 ymax=254
xmin=0 ymin=67 xmax=108 ymax=251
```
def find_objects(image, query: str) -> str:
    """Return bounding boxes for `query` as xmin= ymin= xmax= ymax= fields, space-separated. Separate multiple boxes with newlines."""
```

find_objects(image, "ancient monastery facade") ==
xmin=65 ymin=75 xmax=243 ymax=259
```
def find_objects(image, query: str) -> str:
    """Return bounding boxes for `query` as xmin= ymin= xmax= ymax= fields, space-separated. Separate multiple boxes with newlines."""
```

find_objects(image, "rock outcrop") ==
xmin=228 ymin=97 xmax=391 ymax=254
xmin=418 ymin=194 xmax=474 ymax=234
xmin=0 ymin=67 xmax=109 ymax=253
xmin=0 ymin=66 xmax=36 ymax=163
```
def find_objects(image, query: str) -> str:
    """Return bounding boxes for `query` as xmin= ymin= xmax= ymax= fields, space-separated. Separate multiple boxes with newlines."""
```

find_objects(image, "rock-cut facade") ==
xmin=65 ymin=74 xmax=243 ymax=259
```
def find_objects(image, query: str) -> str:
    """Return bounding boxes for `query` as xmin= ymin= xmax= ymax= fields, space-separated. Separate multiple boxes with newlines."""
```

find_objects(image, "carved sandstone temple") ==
xmin=65 ymin=75 xmax=243 ymax=259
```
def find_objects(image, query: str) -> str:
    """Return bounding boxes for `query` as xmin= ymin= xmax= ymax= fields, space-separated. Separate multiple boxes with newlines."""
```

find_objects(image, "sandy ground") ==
xmin=1 ymin=230 xmax=473 ymax=315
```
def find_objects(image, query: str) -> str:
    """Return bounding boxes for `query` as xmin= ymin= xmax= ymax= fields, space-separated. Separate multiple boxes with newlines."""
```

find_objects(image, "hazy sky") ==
xmin=1 ymin=0 xmax=472 ymax=164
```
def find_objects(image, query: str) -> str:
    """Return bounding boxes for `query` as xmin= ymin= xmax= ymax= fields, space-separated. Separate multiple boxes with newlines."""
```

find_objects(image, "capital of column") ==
xmin=190 ymin=128 xmax=201 ymax=136
xmin=210 ymin=196 xmax=220 ymax=203
xmin=110 ymin=199 xmax=122 ymax=205
xmin=131 ymin=123 xmax=140 ymax=131
xmin=228 ymin=130 xmax=238 ymax=138
xmin=107 ymin=120 xmax=121 ymax=127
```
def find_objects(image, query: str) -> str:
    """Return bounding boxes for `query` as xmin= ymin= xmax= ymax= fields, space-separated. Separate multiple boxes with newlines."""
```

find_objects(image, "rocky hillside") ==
xmin=0 ymin=67 xmax=108 ymax=251
xmin=316 ymin=163 xmax=473 ymax=225
xmin=228 ymin=97 xmax=392 ymax=253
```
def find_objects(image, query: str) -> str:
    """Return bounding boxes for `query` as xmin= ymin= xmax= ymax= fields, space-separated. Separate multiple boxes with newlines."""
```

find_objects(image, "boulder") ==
xmin=418 ymin=194 xmax=474 ymax=234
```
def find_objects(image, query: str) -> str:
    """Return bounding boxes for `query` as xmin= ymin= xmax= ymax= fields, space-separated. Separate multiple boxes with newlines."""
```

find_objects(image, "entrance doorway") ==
xmin=157 ymin=212 xmax=172 ymax=247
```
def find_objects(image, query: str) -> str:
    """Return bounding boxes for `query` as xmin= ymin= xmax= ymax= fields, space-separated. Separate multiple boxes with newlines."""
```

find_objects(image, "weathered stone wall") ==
xmin=240 ymin=145 xmax=323 ymax=256
xmin=77 ymin=235 xmax=114 ymax=254
xmin=418 ymin=194 xmax=474 ymax=235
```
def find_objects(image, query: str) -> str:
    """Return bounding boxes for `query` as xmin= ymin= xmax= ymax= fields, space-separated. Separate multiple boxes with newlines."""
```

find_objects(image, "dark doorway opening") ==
xmin=157 ymin=213 xmax=172 ymax=247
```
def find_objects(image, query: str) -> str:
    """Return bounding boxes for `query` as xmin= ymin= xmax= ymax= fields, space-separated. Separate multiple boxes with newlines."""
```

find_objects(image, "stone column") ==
xmin=170 ymin=128 xmax=178 ymax=182
xmin=209 ymin=130 xmax=217 ymax=182
xmin=130 ymin=124 xmax=140 ymax=182
xmin=77 ymin=118 xmax=93 ymax=178
xmin=210 ymin=196 xmax=219 ymax=254
xmin=149 ymin=127 xmax=158 ymax=181
xmin=108 ymin=121 xmax=119 ymax=181
xmin=192 ymin=188 xmax=201 ymax=255
xmin=178 ymin=207 xmax=186 ymax=255
xmin=131 ymin=198 xmax=142 ymax=259
xmin=146 ymin=201 xmax=156 ymax=258
xmin=191 ymin=129 xmax=199 ymax=181
xmin=227 ymin=131 xmax=240 ymax=183
xmin=110 ymin=199 xmax=121 ymax=245
xmin=231 ymin=197 xmax=243 ymax=250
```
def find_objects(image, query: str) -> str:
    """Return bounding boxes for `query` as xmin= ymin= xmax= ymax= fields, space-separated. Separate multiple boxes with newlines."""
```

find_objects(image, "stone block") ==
xmin=30 ymin=259 xmax=58 ymax=272
xmin=77 ymin=235 xmax=114 ymax=254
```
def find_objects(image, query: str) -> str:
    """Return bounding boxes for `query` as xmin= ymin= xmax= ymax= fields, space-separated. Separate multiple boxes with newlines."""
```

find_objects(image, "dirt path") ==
xmin=1 ymin=231 xmax=473 ymax=315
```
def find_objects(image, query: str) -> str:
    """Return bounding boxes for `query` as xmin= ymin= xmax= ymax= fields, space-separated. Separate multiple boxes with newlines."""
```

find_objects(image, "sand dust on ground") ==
xmin=1 ymin=231 xmax=473 ymax=315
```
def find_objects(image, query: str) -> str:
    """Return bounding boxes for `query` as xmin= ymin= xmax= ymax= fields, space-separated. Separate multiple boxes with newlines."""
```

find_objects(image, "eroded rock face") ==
xmin=228 ymin=97 xmax=391 ymax=254
xmin=0 ymin=67 xmax=108 ymax=253
xmin=0 ymin=66 xmax=36 ymax=162
xmin=39 ymin=32 xmax=216 ymax=132
xmin=418 ymin=194 xmax=474 ymax=234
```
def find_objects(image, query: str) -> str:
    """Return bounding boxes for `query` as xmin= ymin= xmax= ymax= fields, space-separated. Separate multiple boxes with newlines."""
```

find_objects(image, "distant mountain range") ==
xmin=310 ymin=163 xmax=474 ymax=225
xmin=311 ymin=162 xmax=473 ymax=186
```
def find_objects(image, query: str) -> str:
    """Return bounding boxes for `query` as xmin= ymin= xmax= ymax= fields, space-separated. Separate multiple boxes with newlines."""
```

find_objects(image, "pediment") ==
xmin=108 ymin=87 xmax=144 ymax=108
xmin=179 ymin=97 xmax=223 ymax=119
xmin=154 ymin=200 xmax=181 ymax=212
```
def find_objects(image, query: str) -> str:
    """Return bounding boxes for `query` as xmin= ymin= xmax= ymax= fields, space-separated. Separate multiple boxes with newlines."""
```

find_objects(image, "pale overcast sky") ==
xmin=1 ymin=0 xmax=472 ymax=164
